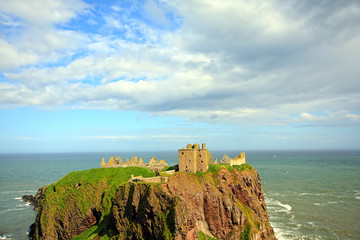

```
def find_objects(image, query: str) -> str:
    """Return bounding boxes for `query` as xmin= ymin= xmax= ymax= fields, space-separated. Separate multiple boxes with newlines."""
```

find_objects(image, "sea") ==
xmin=0 ymin=150 xmax=359 ymax=240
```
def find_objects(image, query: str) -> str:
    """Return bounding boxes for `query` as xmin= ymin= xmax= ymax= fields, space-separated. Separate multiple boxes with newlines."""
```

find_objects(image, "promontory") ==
xmin=27 ymin=144 xmax=276 ymax=239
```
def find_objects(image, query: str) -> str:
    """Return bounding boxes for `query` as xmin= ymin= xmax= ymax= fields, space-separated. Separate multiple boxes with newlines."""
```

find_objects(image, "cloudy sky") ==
xmin=0 ymin=0 xmax=359 ymax=153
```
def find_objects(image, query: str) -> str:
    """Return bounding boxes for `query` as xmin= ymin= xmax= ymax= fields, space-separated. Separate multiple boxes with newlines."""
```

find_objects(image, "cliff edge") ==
xmin=29 ymin=164 xmax=276 ymax=239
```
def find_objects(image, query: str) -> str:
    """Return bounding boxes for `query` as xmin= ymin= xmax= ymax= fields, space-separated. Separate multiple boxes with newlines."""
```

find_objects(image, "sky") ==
xmin=0 ymin=0 xmax=360 ymax=153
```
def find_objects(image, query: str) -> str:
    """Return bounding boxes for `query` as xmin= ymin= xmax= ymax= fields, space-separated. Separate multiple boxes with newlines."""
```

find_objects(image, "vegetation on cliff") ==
xmin=31 ymin=167 xmax=156 ymax=239
xmin=30 ymin=164 xmax=276 ymax=240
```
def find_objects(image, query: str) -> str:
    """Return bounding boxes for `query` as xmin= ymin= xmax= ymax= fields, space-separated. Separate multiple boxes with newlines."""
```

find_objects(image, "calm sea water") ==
xmin=0 ymin=150 xmax=359 ymax=240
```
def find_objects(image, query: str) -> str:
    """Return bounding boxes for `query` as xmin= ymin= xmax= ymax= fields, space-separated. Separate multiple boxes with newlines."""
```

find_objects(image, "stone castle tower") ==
xmin=178 ymin=143 xmax=213 ymax=173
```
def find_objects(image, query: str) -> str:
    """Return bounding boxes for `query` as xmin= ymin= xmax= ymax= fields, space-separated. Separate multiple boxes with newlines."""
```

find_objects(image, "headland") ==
xmin=26 ymin=143 xmax=276 ymax=239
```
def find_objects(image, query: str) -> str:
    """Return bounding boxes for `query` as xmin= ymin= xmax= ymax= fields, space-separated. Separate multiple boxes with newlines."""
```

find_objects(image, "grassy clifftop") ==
xmin=46 ymin=166 xmax=156 ymax=195
xmin=30 ymin=164 xmax=276 ymax=240
xmin=32 ymin=167 xmax=156 ymax=239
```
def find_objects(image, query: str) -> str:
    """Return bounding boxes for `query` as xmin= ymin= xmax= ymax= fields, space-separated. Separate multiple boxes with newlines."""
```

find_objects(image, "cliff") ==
xmin=22 ymin=185 xmax=46 ymax=211
xmin=29 ymin=164 xmax=276 ymax=240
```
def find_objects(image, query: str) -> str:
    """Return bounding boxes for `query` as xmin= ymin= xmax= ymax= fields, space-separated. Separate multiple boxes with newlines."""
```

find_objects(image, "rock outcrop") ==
xmin=29 ymin=165 xmax=276 ymax=240
xmin=22 ymin=186 xmax=47 ymax=211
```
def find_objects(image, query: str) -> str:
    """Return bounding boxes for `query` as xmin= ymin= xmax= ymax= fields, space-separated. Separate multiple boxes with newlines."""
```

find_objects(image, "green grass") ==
xmin=198 ymin=232 xmax=219 ymax=240
xmin=208 ymin=164 xmax=233 ymax=172
xmin=162 ymin=166 xmax=175 ymax=171
xmin=240 ymin=223 xmax=251 ymax=240
xmin=233 ymin=164 xmax=253 ymax=172
xmin=47 ymin=167 xmax=155 ymax=192
xmin=46 ymin=167 xmax=156 ymax=215
xmin=72 ymin=215 xmax=116 ymax=240
xmin=41 ymin=167 xmax=156 ymax=239
xmin=196 ymin=163 xmax=253 ymax=177
xmin=235 ymin=199 xmax=260 ymax=237
xmin=41 ymin=164 xmax=256 ymax=239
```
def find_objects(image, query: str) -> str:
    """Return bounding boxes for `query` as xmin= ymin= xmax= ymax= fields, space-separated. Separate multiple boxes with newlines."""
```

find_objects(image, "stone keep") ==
xmin=178 ymin=143 xmax=213 ymax=173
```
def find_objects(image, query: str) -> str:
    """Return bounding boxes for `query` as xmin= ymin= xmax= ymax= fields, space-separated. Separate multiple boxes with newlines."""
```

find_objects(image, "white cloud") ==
xmin=299 ymin=112 xmax=321 ymax=121
xmin=169 ymin=0 xmax=303 ymax=62
xmin=0 ymin=0 xmax=88 ymax=27
xmin=0 ymin=39 xmax=39 ymax=70
xmin=296 ymin=111 xmax=360 ymax=126
xmin=0 ymin=12 xmax=22 ymax=27
xmin=104 ymin=15 xmax=123 ymax=29
xmin=111 ymin=6 xmax=122 ymax=12
xmin=0 ymin=29 xmax=89 ymax=71
xmin=0 ymin=0 xmax=90 ymax=70
xmin=1 ymin=0 xmax=359 ymax=129
xmin=144 ymin=0 xmax=168 ymax=25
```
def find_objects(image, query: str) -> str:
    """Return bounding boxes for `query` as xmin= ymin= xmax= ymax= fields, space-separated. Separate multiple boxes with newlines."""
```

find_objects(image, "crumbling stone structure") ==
xmin=101 ymin=144 xmax=245 ymax=175
xmin=128 ymin=175 xmax=169 ymax=183
xmin=220 ymin=152 xmax=246 ymax=166
xmin=101 ymin=156 xmax=168 ymax=172
xmin=178 ymin=143 xmax=214 ymax=173
xmin=220 ymin=154 xmax=231 ymax=164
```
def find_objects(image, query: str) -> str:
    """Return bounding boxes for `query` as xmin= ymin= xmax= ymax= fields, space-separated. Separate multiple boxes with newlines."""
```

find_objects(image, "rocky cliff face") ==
xmin=22 ymin=185 xmax=47 ymax=211
xmin=30 ymin=165 xmax=276 ymax=240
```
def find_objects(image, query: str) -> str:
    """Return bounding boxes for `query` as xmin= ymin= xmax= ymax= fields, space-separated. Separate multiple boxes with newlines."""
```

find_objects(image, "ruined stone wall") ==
xmin=128 ymin=176 xmax=169 ymax=183
xmin=101 ymin=156 xmax=168 ymax=171
xmin=230 ymin=152 xmax=246 ymax=166
xmin=220 ymin=154 xmax=231 ymax=164
xmin=179 ymin=148 xmax=197 ymax=173
xmin=197 ymin=148 xmax=209 ymax=172
xmin=148 ymin=162 xmax=168 ymax=172
xmin=141 ymin=176 xmax=168 ymax=183
xmin=101 ymin=158 xmax=106 ymax=168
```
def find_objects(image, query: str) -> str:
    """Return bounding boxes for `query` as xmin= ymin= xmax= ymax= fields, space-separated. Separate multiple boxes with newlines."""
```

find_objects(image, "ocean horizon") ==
xmin=1 ymin=150 xmax=359 ymax=239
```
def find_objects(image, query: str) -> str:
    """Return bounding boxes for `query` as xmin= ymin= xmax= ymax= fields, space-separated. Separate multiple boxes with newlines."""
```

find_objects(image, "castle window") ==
xmin=199 ymin=154 xmax=201 ymax=157
xmin=182 ymin=152 xmax=184 ymax=155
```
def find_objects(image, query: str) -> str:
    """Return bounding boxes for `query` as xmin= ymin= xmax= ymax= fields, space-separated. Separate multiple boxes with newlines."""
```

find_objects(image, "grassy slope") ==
xmin=41 ymin=164 xmax=257 ymax=239
xmin=47 ymin=167 xmax=156 ymax=191
xmin=41 ymin=167 xmax=156 ymax=239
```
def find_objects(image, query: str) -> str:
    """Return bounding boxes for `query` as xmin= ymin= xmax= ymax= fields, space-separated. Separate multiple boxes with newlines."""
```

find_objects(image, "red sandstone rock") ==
xmin=30 ymin=167 xmax=276 ymax=240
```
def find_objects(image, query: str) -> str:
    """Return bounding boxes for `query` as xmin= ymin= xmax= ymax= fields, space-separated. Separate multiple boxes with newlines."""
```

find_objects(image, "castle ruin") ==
xmin=178 ymin=143 xmax=246 ymax=173
xmin=101 ymin=156 xmax=168 ymax=172
xmin=100 ymin=143 xmax=246 ymax=175
xmin=178 ymin=143 xmax=214 ymax=173
xmin=220 ymin=152 xmax=246 ymax=166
